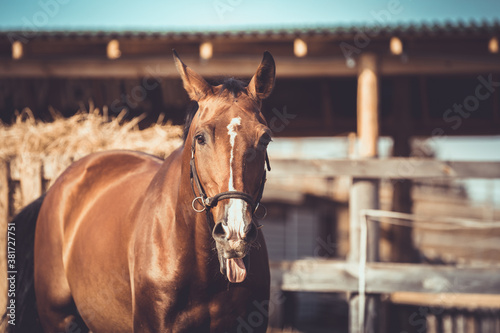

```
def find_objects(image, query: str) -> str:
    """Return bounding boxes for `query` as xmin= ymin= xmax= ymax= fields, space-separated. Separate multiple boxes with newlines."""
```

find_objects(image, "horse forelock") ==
xmin=218 ymin=77 xmax=247 ymax=97
xmin=182 ymin=77 xmax=251 ymax=143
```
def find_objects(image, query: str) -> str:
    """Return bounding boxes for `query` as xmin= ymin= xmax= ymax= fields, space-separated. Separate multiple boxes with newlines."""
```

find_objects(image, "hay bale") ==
xmin=0 ymin=107 xmax=183 ymax=161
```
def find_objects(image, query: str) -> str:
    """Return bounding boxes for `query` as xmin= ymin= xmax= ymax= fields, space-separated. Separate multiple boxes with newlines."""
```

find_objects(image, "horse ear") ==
xmin=247 ymin=51 xmax=276 ymax=100
xmin=173 ymin=50 xmax=212 ymax=101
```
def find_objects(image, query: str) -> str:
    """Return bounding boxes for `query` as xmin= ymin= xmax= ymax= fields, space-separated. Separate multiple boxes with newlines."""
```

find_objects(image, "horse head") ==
xmin=174 ymin=50 xmax=275 ymax=283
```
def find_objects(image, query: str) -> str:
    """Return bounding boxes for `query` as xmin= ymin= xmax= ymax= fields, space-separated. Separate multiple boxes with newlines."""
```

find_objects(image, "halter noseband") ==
xmin=189 ymin=135 xmax=271 ymax=216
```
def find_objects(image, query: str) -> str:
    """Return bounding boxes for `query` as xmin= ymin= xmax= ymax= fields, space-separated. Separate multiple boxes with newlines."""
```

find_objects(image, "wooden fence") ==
xmin=0 ymin=154 xmax=75 ymax=311
xmin=1 ymin=156 xmax=500 ymax=332
xmin=270 ymin=158 xmax=500 ymax=333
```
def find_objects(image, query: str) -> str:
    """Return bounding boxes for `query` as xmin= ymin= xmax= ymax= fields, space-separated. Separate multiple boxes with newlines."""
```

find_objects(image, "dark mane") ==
xmin=182 ymin=77 xmax=248 ymax=142
xmin=182 ymin=101 xmax=199 ymax=142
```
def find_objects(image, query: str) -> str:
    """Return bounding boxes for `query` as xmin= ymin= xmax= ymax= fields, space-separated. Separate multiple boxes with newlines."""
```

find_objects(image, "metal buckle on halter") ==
xmin=253 ymin=202 xmax=267 ymax=220
xmin=192 ymin=196 xmax=207 ymax=213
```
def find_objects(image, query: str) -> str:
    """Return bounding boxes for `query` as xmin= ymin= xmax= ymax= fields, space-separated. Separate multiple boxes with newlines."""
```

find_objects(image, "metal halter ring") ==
xmin=192 ymin=197 xmax=206 ymax=213
xmin=253 ymin=203 xmax=267 ymax=220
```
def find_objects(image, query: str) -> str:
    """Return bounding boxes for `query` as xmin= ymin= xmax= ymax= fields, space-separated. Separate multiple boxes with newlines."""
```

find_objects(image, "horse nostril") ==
xmin=212 ymin=222 xmax=226 ymax=240
xmin=244 ymin=222 xmax=258 ymax=242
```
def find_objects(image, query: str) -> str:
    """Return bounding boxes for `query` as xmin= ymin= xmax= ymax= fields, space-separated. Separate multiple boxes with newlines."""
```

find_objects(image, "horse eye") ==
xmin=196 ymin=134 xmax=206 ymax=145
xmin=259 ymin=133 xmax=272 ymax=147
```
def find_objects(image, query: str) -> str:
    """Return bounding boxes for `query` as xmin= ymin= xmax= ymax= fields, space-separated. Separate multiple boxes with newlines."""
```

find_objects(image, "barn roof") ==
xmin=2 ymin=20 xmax=500 ymax=41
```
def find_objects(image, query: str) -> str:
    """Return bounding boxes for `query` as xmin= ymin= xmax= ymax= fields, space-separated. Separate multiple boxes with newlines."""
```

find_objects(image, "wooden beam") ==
xmin=390 ymin=292 xmax=500 ymax=309
xmin=270 ymin=158 xmax=500 ymax=179
xmin=14 ymin=156 xmax=42 ymax=207
xmin=273 ymin=260 xmax=500 ymax=295
xmin=351 ymin=52 xmax=380 ymax=333
xmin=356 ymin=53 xmax=379 ymax=158
xmin=11 ymin=41 xmax=23 ymax=59
xmin=390 ymin=77 xmax=419 ymax=263
xmin=0 ymin=56 xmax=356 ymax=78
xmin=350 ymin=53 xmax=380 ymax=264
xmin=2 ymin=54 xmax=500 ymax=78
xmin=351 ymin=52 xmax=380 ymax=262
xmin=381 ymin=55 xmax=500 ymax=75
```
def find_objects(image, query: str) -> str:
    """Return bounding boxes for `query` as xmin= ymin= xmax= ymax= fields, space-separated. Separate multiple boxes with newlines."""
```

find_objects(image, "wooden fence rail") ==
xmin=0 ymin=155 xmax=75 ymax=311
xmin=272 ymin=260 xmax=500 ymax=295
xmin=1 ymin=156 xmax=499 ymax=331
xmin=3 ymin=156 xmax=499 ymax=224
xmin=271 ymin=158 xmax=500 ymax=179
xmin=1 ymin=155 xmax=74 ymax=218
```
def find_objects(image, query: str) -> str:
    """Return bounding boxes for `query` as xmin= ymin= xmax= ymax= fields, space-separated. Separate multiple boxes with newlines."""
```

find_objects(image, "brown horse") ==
xmin=6 ymin=51 xmax=275 ymax=332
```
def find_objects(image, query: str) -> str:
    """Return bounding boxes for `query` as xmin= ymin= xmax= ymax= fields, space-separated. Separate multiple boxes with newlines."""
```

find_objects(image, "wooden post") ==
xmin=389 ymin=76 xmax=421 ymax=333
xmin=321 ymin=80 xmax=333 ymax=129
xmin=0 ymin=160 xmax=9 ymax=311
xmin=390 ymin=77 xmax=419 ymax=263
xmin=18 ymin=155 xmax=43 ymax=207
xmin=356 ymin=54 xmax=379 ymax=159
xmin=348 ymin=53 xmax=380 ymax=333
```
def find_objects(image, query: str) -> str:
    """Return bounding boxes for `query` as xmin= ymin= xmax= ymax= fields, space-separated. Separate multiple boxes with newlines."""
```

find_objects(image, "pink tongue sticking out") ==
xmin=226 ymin=258 xmax=247 ymax=283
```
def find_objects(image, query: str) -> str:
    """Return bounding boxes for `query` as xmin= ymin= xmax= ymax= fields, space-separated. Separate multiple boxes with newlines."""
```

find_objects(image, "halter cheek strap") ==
xmin=189 ymin=136 xmax=270 ymax=215
xmin=189 ymin=135 xmax=269 ymax=278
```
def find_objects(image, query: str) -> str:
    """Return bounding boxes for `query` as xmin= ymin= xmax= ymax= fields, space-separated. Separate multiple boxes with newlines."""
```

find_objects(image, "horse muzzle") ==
xmin=212 ymin=220 xmax=258 ymax=283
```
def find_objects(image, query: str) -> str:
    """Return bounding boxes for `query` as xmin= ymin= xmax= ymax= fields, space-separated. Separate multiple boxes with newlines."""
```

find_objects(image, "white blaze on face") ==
xmin=227 ymin=117 xmax=241 ymax=191
xmin=225 ymin=117 xmax=247 ymax=239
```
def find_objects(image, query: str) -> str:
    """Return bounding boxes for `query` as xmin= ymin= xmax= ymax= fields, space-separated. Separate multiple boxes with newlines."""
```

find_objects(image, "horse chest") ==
xmin=163 ymin=284 xmax=261 ymax=332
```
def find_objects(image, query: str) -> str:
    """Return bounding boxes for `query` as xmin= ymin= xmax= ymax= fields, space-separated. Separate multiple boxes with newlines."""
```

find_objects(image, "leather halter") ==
xmin=189 ymin=134 xmax=271 ymax=215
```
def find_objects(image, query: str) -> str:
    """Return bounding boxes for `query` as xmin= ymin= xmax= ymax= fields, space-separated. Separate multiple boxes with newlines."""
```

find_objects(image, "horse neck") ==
xmin=131 ymin=146 xmax=219 ymax=292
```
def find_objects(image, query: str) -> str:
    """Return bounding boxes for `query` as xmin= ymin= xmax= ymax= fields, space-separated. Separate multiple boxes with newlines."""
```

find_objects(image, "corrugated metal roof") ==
xmin=2 ymin=20 xmax=499 ymax=41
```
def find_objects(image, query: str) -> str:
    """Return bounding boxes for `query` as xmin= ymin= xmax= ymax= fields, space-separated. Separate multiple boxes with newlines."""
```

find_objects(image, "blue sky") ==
xmin=0 ymin=0 xmax=499 ymax=31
